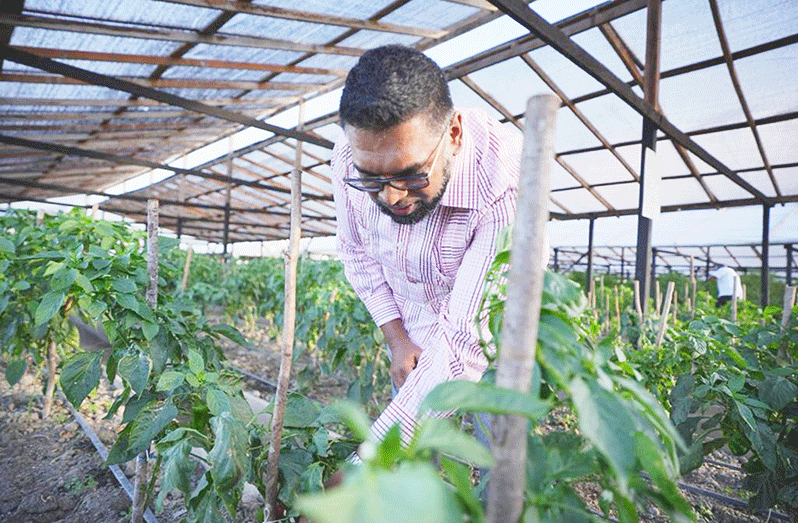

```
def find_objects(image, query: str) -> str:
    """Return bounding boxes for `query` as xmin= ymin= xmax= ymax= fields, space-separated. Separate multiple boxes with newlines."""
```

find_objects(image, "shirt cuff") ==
xmin=362 ymin=288 xmax=401 ymax=327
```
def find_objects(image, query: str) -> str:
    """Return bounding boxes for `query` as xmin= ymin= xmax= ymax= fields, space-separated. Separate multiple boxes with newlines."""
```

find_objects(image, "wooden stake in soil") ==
xmin=672 ymin=290 xmax=678 ymax=324
xmin=487 ymin=94 xmax=557 ymax=523
xmin=655 ymin=281 xmax=675 ymax=349
xmin=633 ymin=280 xmax=643 ymax=325
xmin=614 ymin=285 xmax=621 ymax=327
xmin=265 ymin=102 xmax=305 ymax=519
xmin=180 ymin=246 xmax=193 ymax=294
xmin=132 ymin=199 xmax=159 ymax=523
xmin=42 ymin=338 xmax=58 ymax=418
xmin=655 ymin=279 xmax=662 ymax=314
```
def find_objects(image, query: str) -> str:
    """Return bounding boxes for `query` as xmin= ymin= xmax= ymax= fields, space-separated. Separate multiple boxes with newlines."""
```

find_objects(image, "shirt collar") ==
xmin=439 ymin=114 xmax=481 ymax=210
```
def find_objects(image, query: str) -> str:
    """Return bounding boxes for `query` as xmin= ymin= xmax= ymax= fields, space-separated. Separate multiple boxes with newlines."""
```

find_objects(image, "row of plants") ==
xmin=0 ymin=208 xmax=358 ymax=522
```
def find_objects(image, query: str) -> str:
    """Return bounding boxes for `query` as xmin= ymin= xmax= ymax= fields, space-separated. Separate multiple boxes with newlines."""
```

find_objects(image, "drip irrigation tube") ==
xmin=58 ymin=391 xmax=159 ymax=523
xmin=677 ymin=481 xmax=789 ymax=522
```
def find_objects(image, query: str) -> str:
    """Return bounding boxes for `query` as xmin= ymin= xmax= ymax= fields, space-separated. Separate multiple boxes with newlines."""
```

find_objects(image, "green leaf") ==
xmin=422 ymin=380 xmax=550 ymax=420
xmin=209 ymin=323 xmax=247 ymax=346
xmin=274 ymin=393 xmax=323 ymax=428
xmin=74 ymin=273 xmax=95 ymax=293
xmin=112 ymin=278 xmax=138 ymax=293
xmin=332 ymin=401 xmax=373 ymax=441
xmin=5 ymin=359 xmax=27 ymax=386
xmin=118 ymin=353 xmax=151 ymax=395
xmin=128 ymin=400 xmax=178 ymax=456
xmin=43 ymin=261 xmax=65 ymax=277
xmin=50 ymin=267 xmax=77 ymax=292
xmin=115 ymin=293 xmax=139 ymax=312
xmin=60 ymin=351 xmax=102 ymax=407
xmin=209 ymin=412 xmax=249 ymax=513
xmin=141 ymin=321 xmax=159 ymax=341
xmin=296 ymin=461 xmax=464 ymax=523
xmin=187 ymin=349 xmax=204 ymax=375
xmin=156 ymin=370 xmax=186 ymax=392
xmin=206 ymin=388 xmax=231 ymax=416
xmin=735 ymin=401 xmax=758 ymax=433
xmin=570 ymin=377 xmax=636 ymax=494
xmin=440 ymin=456 xmax=486 ymax=523
xmin=34 ymin=291 xmax=65 ymax=327
xmin=0 ymin=237 xmax=15 ymax=254
xmin=759 ymin=375 xmax=798 ymax=411
xmin=634 ymin=432 xmax=691 ymax=516
xmin=411 ymin=418 xmax=494 ymax=469
xmin=156 ymin=439 xmax=194 ymax=510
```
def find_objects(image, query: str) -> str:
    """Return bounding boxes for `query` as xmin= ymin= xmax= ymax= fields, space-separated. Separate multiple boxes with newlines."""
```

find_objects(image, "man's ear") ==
xmin=448 ymin=111 xmax=463 ymax=156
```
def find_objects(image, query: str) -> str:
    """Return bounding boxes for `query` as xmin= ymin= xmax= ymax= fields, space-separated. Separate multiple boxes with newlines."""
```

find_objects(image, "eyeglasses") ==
xmin=344 ymin=128 xmax=447 ymax=193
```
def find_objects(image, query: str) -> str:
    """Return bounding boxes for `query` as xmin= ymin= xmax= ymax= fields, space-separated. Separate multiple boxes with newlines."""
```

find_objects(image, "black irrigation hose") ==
xmin=58 ymin=390 xmax=159 ymax=523
xmin=704 ymin=457 xmax=744 ymax=472
xmin=677 ymin=481 xmax=790 ymax=522
xmin=224 ymin=362 xmax=280 ymax=392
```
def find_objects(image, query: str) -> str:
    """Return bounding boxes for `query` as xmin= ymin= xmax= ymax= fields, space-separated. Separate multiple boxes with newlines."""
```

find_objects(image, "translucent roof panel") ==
xmin=525 ymin=45 xmax=605 ymax=100
xmin=448 ymin=81 xmax=506 ymax=121
xmin=774 ymin=167 xmax=798 ymax=194
xmin=570 ymin=26 xmax=634 ymax=84
xmin=717 ymin=0 xmax=798 ymax=53
xmin=737 ymin=170 xmax=781 ymax=199
xmin=335 ymin=31 xmax=420 ymax=48
xmin=25 ymin=0 xmax=220 ymax=30
xmin=554 ymin=187 xmax=612 ymax=213
xmin=381 ymin=0 xmax=477 ymax=30
xmin=554 ymin=108 xmax=604 ymax=152
xmin=466 ymin=56 xmax=555 ymax=117
xmin=660 ymin=177 xmax=720 ymax=206
xmin=221 ymin=14 xmax=349 ymax=44
xmin=592 ymin=182 xmax=639 ymax=210
xmin=59 ymin=60 xmax=158 ymax=78
xmin=690 ymin=127 xmax=763 ymax=171
xmin=572 ymin=93 xmax=642 ymax=145
xmin=182 ymin=45 xmax=305 ymax=66
xmin=251 ymin=0 xmax=400 ymax=19
xmin=658 ymin=64 xmax=746 ymax=133
xmin=9 ymin=28 xmax=183 ymax=56
xmin=733 ymin=45 xmax=798 ymax=121
xmin=756 ymin=120 xmax=798 ymax=167
xmin=701 ymin=172 xmax=761 ymax=202
xmin=561 ymin=148 xmax=636 ymax=186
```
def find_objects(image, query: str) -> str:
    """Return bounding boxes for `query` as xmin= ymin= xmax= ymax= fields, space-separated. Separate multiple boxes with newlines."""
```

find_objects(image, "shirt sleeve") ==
xmin=331 ymin=141 xmax=402 ymax=327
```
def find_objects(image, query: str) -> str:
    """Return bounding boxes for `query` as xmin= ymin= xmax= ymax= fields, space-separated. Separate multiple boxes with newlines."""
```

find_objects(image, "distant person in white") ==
xmin=709 ymin=264 xmax=743 ymax=307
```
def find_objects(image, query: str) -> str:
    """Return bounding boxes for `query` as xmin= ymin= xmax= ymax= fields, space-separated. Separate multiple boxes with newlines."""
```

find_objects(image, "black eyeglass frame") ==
xmin=343 ymin=127 xmax=447 ymax=193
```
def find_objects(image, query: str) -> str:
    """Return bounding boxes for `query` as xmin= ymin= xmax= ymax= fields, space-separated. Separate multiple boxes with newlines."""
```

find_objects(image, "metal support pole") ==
xmin=634 ymin=0 xmax=661 ymax=315
xmin=553 ymin=247 xmax=559 ymax=273
xmin=787 ymin=244 xmax=793 ymax=287
xmin=762 ymin=204 xmax=771 ymax=308
xmin=706 ymin=247 xmax=711 ymax=281
xmin=222 ymin=141 xmax=232 ymax=258
xmin=651 ymin=247 xmax=658 ymax=296
xmin=621 ymin=247 xmax=625 ymax=283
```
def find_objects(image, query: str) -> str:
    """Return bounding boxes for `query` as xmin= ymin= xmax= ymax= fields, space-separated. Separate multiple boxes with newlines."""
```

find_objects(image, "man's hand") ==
xmin=389 ymin=338 xmax=422 ymax=388
xmin=380 ymin=318 xmax=422 ymax=388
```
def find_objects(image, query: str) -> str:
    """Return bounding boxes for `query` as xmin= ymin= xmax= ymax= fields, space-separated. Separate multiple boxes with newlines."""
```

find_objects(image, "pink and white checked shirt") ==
xmin=332 ymin=108 xmax=523 ymax=444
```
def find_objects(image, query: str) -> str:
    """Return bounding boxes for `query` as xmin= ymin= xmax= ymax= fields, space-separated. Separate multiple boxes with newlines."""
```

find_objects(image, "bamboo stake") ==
xmin=487 ymin=94 xmax=557 ymax=523
xmin=265 ymin=102 xmax=305 ymax=518
xmin=690 ymin=255 xmax=696 ymax=314
xmin=634 ymin=280 xmax=643 ymax=325
xmin=672 ymin=290 xmax=678 ymax=323
xmin=614 ymin=285 xmax=621 ymax=327
xmin=132 ymin=199 xmax=159 ymax=523
xmin=656 ymin=281 xmax=675 ymax=348
xmin=180 ymin=246 xmax=193 ymax=294
xmin=42 ymin=338 xmax=58 ymax=418
xmin=655 ymin=280 xmax=662 ymax=314
xmin=779 ymin=286 xmax=796 ymax=359
xmin=741 ymin=283 xmax=747 ymax=302
xmin=604 ymin=292 xmax=611 ymax=331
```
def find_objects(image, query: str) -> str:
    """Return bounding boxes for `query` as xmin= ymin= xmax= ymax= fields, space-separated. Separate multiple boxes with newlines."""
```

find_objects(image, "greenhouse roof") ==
xmin=1 ymin=0 xmax=796 ymax=273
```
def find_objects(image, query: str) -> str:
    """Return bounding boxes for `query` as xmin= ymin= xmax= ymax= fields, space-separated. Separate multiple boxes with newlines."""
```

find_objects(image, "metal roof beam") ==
xmin=0 ymin=134 xmax=334 ymax=201
xmin=0 ymin=45 xmax=334 ymax=149
xmin=487 ymin=0 xmax=769 ymax=204
xmin=160 ymin=0 xmax=446 ymax=38
xmin=0 ymin=12 xmax=363 ymax=57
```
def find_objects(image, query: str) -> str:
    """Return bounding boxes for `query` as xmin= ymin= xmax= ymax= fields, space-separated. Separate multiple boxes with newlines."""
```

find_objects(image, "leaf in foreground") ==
xmin=296 ymin=461 xmax=463 ymax=523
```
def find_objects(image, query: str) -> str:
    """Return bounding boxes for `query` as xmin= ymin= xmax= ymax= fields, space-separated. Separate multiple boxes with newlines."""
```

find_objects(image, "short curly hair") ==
xmin=339 ymin=45 xmax=453 ymax=132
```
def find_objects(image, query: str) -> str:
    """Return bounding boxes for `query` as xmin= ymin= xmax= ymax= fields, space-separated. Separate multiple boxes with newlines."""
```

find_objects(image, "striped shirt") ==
xmin=332 ymin=108 xmax=523 ymax=443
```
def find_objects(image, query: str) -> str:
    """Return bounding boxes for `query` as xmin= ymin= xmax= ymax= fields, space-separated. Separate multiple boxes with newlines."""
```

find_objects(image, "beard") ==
xmin=376 ymin=162 xmax=451 ymax=225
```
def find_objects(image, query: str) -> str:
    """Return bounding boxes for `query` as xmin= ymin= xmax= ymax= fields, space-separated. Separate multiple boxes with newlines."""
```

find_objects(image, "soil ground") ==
xmin=0 ymin=320 xmax=786 ymax=523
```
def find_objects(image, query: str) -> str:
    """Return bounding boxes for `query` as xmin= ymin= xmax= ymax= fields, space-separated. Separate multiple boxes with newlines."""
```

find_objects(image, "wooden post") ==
xmin=265 ymin=102 xmax=305 ymax=518
xmin=36 ymin=209 xmax=44 ymax=225
xmin=689 ymin=255 xmax=696 ymax=314
xmin=672 ymin=289 xmax=678 ymax=323
xmin=741 ymin=283 xmax=747 ymax=302
xmin=132 ymin=199 xmax=159 ymax=523
xmin=180 ymin=246 xmax=193 ymax=294
xmin=655 ymin=281 xmax=675 ymax=348
xmin=614 ymin=286 xmax=621 ymax=327
xmin=487 ymin=94 xmax=557 ymax=523
xmin=42 ymin=338 xmax=58 ymax=418
xmin=654 ymin=279 xmax=662 ymax=314
xmin=634 ymin=280 xmax=643 ymax=325
xmin=779 ymin=286 xmax=796 ymax=359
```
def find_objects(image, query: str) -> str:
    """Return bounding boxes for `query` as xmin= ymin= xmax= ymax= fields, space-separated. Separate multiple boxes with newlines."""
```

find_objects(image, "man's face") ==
xmin=344 ymin=112 xmax=461 ymax=224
